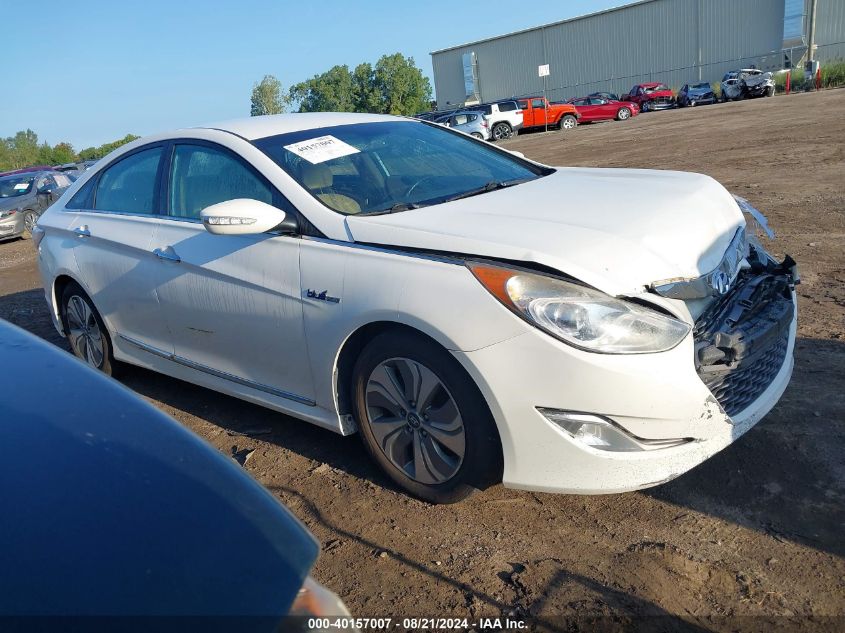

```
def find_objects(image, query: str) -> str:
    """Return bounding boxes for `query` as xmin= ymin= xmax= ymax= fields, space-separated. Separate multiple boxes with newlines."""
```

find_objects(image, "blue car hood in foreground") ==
xmin=0 ymin=320 xmax=318 ymax=630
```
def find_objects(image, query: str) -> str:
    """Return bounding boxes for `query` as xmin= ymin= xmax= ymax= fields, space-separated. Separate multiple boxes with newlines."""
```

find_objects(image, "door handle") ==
xmin=73 ymin=225 xmax=90 ymax=238
xmin=153 ymin=247 xmax=181 ymax=263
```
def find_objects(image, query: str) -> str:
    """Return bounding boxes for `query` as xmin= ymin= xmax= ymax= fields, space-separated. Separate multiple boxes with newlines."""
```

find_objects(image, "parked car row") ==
xmin=417 ymin=96 xmax=583 ymax=141
xmin=419 ymin=67 xmax=778 ymax=135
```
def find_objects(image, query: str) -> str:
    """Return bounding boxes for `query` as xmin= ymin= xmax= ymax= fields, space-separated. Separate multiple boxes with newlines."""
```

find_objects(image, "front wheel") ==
xmin=21 ymin=210 xmax=38 ymax=239
xmin=559 ymin=114 xmax=577 ymax=130
xmin=352 ymin=331 xmax=502 ymax=504
xmin=491 ymin=122 xmax=512 ymax=141
xmin=616 ymin=107 xmax=631 ymax=120
xmin=60 ymin=282 xmax=117 ymax=376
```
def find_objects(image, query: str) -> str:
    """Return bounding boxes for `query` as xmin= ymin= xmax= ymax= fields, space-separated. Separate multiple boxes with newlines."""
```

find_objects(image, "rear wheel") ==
xmin=492 ymin=122 xmax=512 ymax=141
xmin=560 ymin=114 xmax=577 ymax=130
xmin=470 ymin=132 xmax=483 ymax=139
xmin=352 ymin=330 xmax=502 ymax=504
xmin=21 ymin=210 xmax=38 ymax=239
xmin=60 ymin=282 xmax=117 ymax=376
xmin=616 ymin=107 xmax=631 ymax=121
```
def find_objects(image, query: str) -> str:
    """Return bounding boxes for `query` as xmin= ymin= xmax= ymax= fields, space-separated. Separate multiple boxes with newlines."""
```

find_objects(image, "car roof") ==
xmin=197 ymin=112 xmax=402 ymax=141
xmin=0 ymin=169 xmax=51 ymax=181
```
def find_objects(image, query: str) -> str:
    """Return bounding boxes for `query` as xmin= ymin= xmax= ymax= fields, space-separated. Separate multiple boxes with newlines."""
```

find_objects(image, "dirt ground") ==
xmin=1 ymin=90 xmax=843 ymax=631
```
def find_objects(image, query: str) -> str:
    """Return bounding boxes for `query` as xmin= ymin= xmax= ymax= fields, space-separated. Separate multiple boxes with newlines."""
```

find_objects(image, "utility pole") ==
xmin=807 ymin=0 xmax=817 ymax=65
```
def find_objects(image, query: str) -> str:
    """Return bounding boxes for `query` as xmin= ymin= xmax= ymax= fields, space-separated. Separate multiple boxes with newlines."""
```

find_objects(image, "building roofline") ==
xmin=429 ymin=0 xmax=658 ymax=55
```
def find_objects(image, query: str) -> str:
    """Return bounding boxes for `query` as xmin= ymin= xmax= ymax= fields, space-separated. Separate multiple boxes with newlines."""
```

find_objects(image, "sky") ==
xmin=2 ymin=0 xmax=625 ymax=150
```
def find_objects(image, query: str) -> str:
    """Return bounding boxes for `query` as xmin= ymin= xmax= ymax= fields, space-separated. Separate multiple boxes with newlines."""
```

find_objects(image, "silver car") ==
xmin=442 ymin=110 xmax=491 ymax=140
xmin=0 ymin=171 xmax=72 ymax=242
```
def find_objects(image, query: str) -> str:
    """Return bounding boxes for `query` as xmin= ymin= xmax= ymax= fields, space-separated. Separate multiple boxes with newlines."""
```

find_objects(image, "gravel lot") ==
xmin=1 ymin=90 xmax=843 ymax=631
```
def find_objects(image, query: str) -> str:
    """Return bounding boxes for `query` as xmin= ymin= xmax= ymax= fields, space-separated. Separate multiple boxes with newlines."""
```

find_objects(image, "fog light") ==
xmin=538 ymin=409 xmax=692 ymax=452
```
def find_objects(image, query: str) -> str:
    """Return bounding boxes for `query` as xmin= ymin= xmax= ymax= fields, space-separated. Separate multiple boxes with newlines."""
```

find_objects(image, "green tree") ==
xmin=292 ymin=65 xmax=357 ymax=113
xmin=250 ymin=74 xmax=287 ymax=116
xmin=373 ymin=53 xmax=432 ymax=115
xmin=5 ymin=129 xmax=40 ymax=169
xmin=352 ymin=63 xmax=381 ymax=112
xmin=51 ymin=142 xmax=77 ymax=165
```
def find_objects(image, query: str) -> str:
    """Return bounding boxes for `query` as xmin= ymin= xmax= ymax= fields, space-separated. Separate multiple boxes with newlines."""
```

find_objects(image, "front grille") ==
xmin=698 ymin=335 xmax=789 ymax=416
xmin=693 ymin=261 xmax=795 ymax=417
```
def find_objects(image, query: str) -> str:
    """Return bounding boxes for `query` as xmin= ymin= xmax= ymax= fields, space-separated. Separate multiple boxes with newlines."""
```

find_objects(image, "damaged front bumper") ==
xmin=450 ymin=272 xmax=796 ymax=494
xmin=450 ymin=212 xmax=797 ymax=494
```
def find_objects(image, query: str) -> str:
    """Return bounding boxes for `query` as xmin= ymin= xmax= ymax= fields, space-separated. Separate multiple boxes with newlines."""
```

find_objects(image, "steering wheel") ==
xmin=404 ymin=176 xmax=439 ymax=200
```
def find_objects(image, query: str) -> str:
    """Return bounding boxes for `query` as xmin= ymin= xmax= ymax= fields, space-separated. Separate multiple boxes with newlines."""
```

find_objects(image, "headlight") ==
xmin=0 ymin=208 xmax=19 ymax=219
xmin=468 ymin=263 xmax=691 ymax=354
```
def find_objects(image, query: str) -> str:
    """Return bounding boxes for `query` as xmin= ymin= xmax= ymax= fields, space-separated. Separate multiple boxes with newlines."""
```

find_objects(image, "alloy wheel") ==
xmin=618 ymin=108 xmax=630 ymax=120
xmin=23 ymin=211 xmax=38 ymax=236
xmin=66 ymin=294 xmax=105 ymax=368
xmin=365 ymin=357 xmax=466 ymax=485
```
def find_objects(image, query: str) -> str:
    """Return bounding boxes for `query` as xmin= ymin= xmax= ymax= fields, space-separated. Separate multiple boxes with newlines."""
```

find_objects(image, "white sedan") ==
xmin=34 ymin=113 xmax=798 ymax=503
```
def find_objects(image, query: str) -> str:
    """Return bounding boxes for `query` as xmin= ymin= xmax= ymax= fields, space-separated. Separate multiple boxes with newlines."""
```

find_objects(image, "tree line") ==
xmin=0 ymin=130 xmax=139 ymax=173
xmin=251 ymin=52 xmax=432 ymax=116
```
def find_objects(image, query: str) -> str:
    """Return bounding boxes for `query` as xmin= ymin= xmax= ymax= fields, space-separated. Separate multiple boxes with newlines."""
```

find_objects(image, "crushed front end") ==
xmin=694 ymin=251 xmax=798 ymax=417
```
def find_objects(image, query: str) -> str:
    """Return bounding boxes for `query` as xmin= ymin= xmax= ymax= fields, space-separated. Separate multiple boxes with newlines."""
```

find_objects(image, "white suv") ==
xmin=476 ymin=101 xmax=524 ymax=140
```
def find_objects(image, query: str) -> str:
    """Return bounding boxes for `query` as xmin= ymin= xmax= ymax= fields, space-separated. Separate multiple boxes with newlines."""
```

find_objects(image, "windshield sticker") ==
xmin=284 ymin=135 xmax=360 ymax=164
xmin=13 ymin=183 xmax=29 ymax=190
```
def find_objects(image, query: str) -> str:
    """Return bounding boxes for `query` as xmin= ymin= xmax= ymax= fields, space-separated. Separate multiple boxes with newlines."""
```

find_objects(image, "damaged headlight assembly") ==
xmin=469 ymin=263 xmax=691 ymax=354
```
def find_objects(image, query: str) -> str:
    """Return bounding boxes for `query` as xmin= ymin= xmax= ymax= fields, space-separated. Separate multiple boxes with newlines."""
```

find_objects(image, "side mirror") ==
xmin=37 ymin=187 xmax=53 ymax=196
xmin=201 ymin=198 xmax=294 ymax=236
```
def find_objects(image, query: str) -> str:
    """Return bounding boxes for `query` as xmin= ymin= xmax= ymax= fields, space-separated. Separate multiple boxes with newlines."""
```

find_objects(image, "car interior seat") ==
xmin=299 ymin=163 xmax=360 ymax=214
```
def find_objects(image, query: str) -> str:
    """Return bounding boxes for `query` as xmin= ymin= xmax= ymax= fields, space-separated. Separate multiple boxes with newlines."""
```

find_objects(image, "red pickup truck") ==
xmin=516 ymin=96 xmax=580 ymax=131
xmin=621 ymin=83 xmax=675 ymax=112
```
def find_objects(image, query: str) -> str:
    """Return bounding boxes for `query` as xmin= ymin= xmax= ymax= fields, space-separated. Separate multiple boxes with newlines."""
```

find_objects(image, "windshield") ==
xmin=692 ymin=83 xmax=711 ymax=90
xmin=644 ymin=84 xmax=670 ymax=93
xmin=0 ymin=175 xmax=35 ymax=198
xmin=254 ymin=120 xmax=549 ymax=215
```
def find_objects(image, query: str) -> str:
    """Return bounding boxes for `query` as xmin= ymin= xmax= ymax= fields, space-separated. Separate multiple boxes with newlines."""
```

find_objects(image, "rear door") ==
xmin=151 ymin=141 xmax=314 ymax=403
xmin=68 ymin=145 xmax=172 ymax=354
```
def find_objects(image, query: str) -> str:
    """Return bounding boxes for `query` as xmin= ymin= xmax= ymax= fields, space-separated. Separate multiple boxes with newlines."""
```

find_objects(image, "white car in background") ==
xmin=34 ymin=113 xmax=798 ymax=503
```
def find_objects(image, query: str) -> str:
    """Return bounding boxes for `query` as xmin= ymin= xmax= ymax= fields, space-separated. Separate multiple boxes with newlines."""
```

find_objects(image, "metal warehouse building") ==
xmin=430 ymin=0 xmax=845 ymax=108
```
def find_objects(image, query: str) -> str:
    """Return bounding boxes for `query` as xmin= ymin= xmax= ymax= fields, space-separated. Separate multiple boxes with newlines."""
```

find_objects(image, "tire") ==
xmin=616 ymin=107 xmax=631 ymax=121
xmin=766 ymin=86 xmax=775 ymax=97
xmin=21 ymin=210 xmax=38 ymax=240
xmin=352 ymin=330 xmax=502 ymax=504
xmin=60 ymin=282 xmax=118 ymax=376
xmin=641 ymin=101 xmax=649 ymax=112
xmin=560 ymin=114 xmax=577 ymax=130
xmin=492 ymin=122 xmax=512 ymax=141
xmin=470 ymin=132 xmax=483 ymax=139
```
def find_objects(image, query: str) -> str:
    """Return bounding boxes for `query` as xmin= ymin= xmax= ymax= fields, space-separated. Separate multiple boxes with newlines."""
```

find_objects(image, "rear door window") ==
xmin=94 ymin=147 xmax=163 ymax=214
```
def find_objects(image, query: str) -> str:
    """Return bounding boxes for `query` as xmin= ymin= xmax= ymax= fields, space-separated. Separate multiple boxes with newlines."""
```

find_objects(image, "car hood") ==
xmin=0 ymin=195 xmax=29 ymax=210
xmin=346 ymin=168 xmax=744 ymax=297
xmin=688 ymin=87 xmax=714 ymax=95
